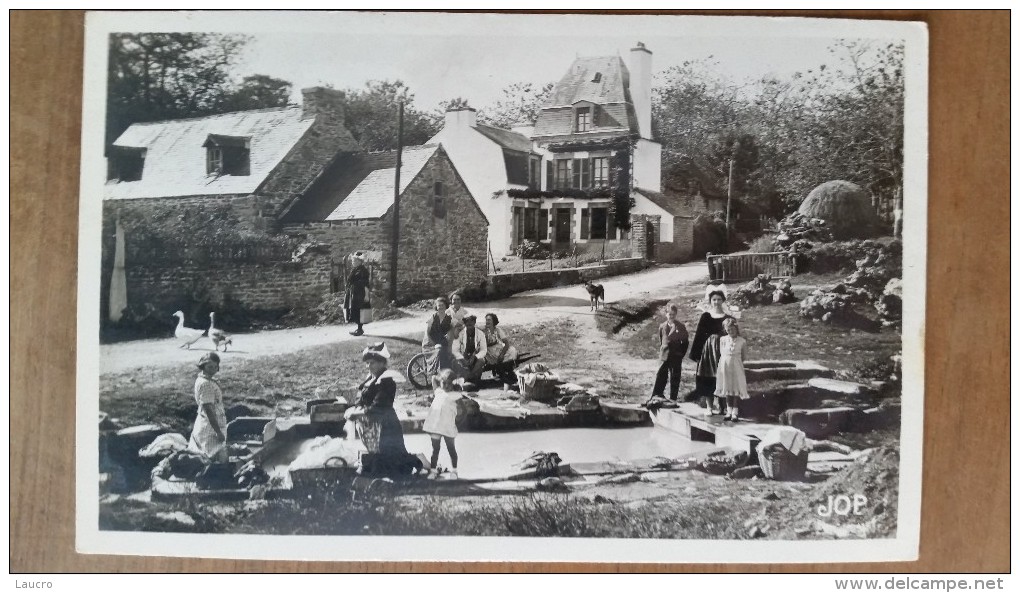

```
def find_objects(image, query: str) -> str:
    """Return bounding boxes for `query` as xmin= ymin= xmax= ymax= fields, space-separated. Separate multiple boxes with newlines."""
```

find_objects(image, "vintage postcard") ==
xmin=77 ymin=11 xmax=928 ymax=562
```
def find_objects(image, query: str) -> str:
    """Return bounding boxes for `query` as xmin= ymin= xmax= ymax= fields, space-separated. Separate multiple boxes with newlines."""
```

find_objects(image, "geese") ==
xmin=172 ymin=311 xmax=205 ymax=349
xmin=208 ymin=312 xmax=233 ymax=352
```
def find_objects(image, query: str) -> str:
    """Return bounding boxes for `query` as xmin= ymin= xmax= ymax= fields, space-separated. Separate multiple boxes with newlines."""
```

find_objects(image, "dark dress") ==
xmin=344 ymin=264 xmax=370 ymax=324
xmin=424 ymin=313 xmax=453 ymax=369
xmin=355 ymin=371 xmax=414 ymax=476
xmin=689 ymin=311 xmax=733 ymax=402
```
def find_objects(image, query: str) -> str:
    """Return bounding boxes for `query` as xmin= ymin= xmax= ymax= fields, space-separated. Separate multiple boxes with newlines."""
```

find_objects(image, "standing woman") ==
xmin=345 ymin=343 xmax=413 ymax=476
xmin=689 ymin=285 xmax=735 ymax=417
xmin=345 ymin=253 xmax=370 ymax=336
xmin=189 ymin=352 xmax=228 ymax=462
xmin=422 ymin=295 xmax=453 ymax=369
xmin=445 ymin=292 xmax=472 ymax=343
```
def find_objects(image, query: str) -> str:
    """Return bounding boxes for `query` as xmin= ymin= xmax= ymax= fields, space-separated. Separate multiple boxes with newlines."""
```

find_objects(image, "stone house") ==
xmin=431 ymin=42 xmax=696 ymax=263
xmin=101 ymin=87 xmax=487 ymax=324
xmin=280 ymin=143 xmax=489 ymax=303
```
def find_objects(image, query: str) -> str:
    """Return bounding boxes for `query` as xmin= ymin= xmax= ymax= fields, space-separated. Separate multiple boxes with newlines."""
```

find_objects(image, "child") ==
xmin=714 ymin=318 xmax=749 ymax=421
xmin=423 ymin=368 xmax=463 ymax=479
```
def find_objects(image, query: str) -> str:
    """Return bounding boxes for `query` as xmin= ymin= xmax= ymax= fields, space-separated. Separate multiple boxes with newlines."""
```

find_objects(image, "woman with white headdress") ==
xmin=344 ymin=342 xmax=414 ymax=475
xmin=344 ymin=252 xmax=370 ymax=336
xmin=689 ymin=284 xmax=737 ymax=417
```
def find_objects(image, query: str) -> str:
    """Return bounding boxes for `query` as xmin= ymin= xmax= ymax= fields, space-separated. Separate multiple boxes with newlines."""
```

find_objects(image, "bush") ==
xmin=748 ymin=235 xmax=778 ymax=253
xmin=692 ymin=212 xmax=728 ymax=258
xmin=514 ymin=239 xmax=550 ymax=260
xmin=802 ymin=239 xmax=902 ymax=275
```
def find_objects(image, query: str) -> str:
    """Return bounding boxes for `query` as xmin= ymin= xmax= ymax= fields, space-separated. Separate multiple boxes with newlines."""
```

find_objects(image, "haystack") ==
xmin=798 ymin=181 xmax=880 ymax=239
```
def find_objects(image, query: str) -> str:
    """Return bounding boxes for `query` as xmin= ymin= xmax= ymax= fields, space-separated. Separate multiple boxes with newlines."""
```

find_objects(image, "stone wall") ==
xmin=282 ymin=148 xmax=488 ymax=306
xmin=116 ymin=248 xmax=333 ymax=324
xmin=486 ymin=257 xmax=647 ymax=298
xmin=281 ymin=220 xmax=392 ymax=308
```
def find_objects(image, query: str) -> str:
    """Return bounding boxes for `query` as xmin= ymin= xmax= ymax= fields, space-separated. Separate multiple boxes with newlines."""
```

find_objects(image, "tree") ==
xmin=482 ymin=82 xmax=554 ymax=129
xmin=106 ymin=33 xmax=293 ymax=149
xmin=335 ymin=80 xmax=440 ymax=150
xmin=438 ymin=97 xmax=473 ymax=112
xmin=223 ymin=74 xmax=292 ymax=112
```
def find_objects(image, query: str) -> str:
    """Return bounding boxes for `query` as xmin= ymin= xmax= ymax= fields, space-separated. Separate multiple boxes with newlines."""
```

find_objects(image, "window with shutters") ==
xmin=580 ymin=208 xmax=589 ymax=239
xmin=538 ymin=208 xmax=549 ymax=240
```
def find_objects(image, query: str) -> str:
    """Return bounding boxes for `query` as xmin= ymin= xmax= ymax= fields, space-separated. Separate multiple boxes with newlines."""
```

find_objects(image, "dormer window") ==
xmin=107 ymin=146 xmax=145 ymax=182
xmin=202 ymin=134 xmax=251 ymax=176
xmin=575 ymin=107 xmax=592 ymax=132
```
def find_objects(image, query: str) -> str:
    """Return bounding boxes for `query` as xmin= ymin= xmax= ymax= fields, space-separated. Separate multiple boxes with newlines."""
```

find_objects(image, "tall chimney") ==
xmin=301 ymin=86 xmax=346 ymax=121
xmin=444 ymin=107 xmax=477 ymax=129
xmin=629 ymin=42 xmax=652 ymax=139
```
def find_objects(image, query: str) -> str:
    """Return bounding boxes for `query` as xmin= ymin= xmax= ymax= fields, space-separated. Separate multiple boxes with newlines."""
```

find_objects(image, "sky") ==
xmin=223 ymin=12 xmax=908 ymax=112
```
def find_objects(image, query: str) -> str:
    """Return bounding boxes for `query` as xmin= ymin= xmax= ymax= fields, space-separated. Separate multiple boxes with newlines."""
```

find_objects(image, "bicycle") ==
xmin=406 ymin=345 xmax=443 ymax=390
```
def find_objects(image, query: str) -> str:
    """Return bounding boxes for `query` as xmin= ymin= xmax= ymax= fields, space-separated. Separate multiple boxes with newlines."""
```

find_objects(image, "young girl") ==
xmin=423 ymin=368 xmax=464 ymax=479
xmin=714 ymin=318 xmax=749 ymax=421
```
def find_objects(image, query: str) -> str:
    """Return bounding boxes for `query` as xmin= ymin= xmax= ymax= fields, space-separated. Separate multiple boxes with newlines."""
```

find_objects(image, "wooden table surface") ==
xmin=10 ymin=10 xmax=1009 ymax=573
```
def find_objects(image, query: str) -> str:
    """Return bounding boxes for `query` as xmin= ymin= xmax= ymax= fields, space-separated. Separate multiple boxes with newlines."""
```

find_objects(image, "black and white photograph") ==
xmin=76 ymin=11 xmax=928 ymax=563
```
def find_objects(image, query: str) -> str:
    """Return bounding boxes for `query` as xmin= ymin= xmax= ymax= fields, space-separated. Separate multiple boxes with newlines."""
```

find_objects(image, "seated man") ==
xmin=451 ymin=314 xmax=487 ymax=385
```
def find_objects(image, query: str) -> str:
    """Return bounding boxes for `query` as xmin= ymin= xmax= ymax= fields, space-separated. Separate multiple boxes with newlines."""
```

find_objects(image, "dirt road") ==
xmin=100 ymin=262 xmax=708 ymax=375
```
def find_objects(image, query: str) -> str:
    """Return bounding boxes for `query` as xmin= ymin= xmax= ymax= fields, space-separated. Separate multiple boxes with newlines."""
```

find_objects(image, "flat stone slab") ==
xmin=744 ymin=360 xmax=800 ymax=370
xmin=599 ymin=400 xmax=651 ymax=424
xmin=807 ymin=377 xmax=873 ymax=395
xmin=746 ymin=360 xmax=834 ymax=381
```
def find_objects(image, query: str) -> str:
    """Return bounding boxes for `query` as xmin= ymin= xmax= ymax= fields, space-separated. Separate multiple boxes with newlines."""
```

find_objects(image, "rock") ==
xmin=748 ymin=525 xmax=766 ymax=538
xmin=592 ymin=494 xmax=615 ymax=504
xmin=762 ymin=491 xmax=781 ymax=501
xmin=779 ymin=407 xmax=857 ymax=439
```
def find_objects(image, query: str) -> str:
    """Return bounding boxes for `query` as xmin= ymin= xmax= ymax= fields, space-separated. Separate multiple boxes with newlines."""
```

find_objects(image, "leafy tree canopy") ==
xmin=106 ymin=33 xmax=291 ymax=149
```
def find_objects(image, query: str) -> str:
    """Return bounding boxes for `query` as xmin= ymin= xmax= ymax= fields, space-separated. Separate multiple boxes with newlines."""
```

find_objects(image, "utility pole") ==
xmin=390 ymin=101 xmax=404 ymax=304
xmin=725 ymin=139 xmax=739 ymax=250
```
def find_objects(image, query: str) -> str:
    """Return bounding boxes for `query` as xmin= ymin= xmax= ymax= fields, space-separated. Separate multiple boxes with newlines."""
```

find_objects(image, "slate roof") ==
xmin=104 ymin=106 xmax=319 ymax=200
xmin=545 ymin=56 xmax=631 ymax=107
xmin=290 ymin=145 xmax=439 ymax=221
xmin=474 ymin=124 xmax=534 ymax=153
xmin=634 ymin=187 xmax=695 ymax=217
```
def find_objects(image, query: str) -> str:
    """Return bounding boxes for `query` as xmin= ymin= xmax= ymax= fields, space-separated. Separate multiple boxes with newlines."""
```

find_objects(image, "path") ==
xmin=100 ymin=262 xmax=709 ymax=375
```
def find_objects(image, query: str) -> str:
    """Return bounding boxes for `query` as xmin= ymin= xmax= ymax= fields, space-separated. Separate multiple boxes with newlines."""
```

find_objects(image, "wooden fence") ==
xmin=707 ymin=251 xmax=795 ymax=283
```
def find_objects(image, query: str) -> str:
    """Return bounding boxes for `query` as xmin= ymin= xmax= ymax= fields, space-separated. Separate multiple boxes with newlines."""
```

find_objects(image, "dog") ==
xmin=584 ymin=279 xmax=605 ymax=311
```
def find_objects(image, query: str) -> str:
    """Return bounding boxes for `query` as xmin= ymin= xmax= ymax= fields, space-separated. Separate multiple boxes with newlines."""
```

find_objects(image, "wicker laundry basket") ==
xmin=759 ymin=445 xmax=809 ymax=481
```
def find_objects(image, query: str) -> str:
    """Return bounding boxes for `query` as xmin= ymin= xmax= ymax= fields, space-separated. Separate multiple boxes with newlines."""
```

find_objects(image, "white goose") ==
xmin=208 ymin=312 xmax=233 ymax=352
xmin=172 ymin=311 xmax=205 ymax=349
